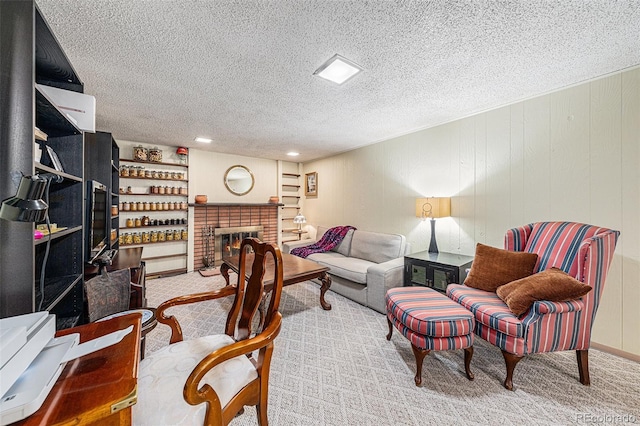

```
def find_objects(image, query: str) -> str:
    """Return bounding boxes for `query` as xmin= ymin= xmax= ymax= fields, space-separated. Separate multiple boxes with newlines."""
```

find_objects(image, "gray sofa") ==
xmin=283 ymin=226 xmax=409 ymax=314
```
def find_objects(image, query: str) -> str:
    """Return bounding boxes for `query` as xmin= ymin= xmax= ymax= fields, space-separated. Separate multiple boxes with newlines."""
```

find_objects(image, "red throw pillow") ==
xmin=464 ymin=243 xmax=538 ymax=292
xmin=496 ymin=268 xmax=593 ymax=316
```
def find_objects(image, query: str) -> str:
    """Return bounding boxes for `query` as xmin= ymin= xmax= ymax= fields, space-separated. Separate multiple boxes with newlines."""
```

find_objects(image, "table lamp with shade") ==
xmin=293 ymin=212 xmax=306 ymax=231
xmin=415 ymin=197 xmax=451 ymax=253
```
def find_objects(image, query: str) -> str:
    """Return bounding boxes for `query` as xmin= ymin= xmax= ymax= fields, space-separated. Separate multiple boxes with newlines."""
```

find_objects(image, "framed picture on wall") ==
xmin=305 ymin=172 xmax=317 ymax=197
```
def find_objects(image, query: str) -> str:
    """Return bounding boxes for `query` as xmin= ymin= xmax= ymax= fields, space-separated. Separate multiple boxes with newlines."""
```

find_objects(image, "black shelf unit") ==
xmin=0 ymin=1 xmax=86 ymax=328
xmin=85 ymin=131 xmax=120 ymax=252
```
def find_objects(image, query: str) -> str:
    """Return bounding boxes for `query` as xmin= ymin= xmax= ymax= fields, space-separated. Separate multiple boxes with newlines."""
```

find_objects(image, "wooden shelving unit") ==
xmin=118 ymin=152 xmax=188 ymax=276
xmin=279 ymin=166 xmax=304 ymax=243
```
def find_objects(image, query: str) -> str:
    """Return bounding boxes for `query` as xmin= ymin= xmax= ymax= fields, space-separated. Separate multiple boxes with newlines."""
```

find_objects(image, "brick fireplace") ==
xmin=192 ymin=203 xmax=279 ymax=270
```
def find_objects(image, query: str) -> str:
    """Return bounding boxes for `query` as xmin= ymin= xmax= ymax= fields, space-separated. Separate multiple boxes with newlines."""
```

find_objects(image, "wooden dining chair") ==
xmin=133 ymin=238 xmax=284 ymax=426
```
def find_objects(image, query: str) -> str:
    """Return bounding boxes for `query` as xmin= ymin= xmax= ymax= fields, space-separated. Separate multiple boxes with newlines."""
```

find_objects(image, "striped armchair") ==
xmin=447 ymin=222 xmax=620 ymax=390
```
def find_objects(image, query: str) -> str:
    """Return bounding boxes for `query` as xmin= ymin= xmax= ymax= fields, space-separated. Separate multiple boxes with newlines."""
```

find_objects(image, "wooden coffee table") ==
xmin=220 ymin=252 xmax=333 ymax=310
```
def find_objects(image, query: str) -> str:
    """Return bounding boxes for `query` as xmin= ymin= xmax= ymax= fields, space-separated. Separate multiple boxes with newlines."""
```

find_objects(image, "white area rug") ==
xmin=145 ymin=272 xmax=640 ymax=426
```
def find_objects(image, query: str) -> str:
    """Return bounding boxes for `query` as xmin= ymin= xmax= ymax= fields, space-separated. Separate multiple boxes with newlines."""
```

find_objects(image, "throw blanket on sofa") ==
xmin=290 ymin=226 xmax=356 ymax=259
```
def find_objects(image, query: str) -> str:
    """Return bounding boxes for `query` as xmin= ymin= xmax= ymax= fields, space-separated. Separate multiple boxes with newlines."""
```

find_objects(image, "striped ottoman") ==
xmin=386 ymin=287 xmax=475 ymax=386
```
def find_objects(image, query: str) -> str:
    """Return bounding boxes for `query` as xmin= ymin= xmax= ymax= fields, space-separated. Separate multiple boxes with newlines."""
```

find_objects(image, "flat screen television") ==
xmin=86 ymin=180 xmax=108 ymax=262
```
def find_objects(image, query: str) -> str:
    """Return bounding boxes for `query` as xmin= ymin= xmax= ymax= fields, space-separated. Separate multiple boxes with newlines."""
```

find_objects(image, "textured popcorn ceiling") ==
xmin=37 ymin=0 xmax=640 ymax=162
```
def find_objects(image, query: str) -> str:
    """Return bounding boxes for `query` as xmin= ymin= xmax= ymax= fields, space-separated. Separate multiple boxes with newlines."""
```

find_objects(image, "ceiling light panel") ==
xmin=194 ymin=137 xmax=212 ymax=143
xmin=313 ymin=54 xmax=363 ymax=85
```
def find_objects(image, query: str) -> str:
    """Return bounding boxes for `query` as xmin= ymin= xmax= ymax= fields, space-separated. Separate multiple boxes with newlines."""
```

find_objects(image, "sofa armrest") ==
xmin=366 ymin=257 xmax=405 ymax=314
xmin=282 ymin=239 xmax=314 ymax=254
xmin=531 ymin=299 xmax=585 ymax=315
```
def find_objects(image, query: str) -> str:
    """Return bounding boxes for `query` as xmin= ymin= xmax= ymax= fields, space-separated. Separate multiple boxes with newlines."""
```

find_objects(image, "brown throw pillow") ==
xmin=496 ymin=268 xmax=592 ymax=316
xmin=464 ymin=243 xmax=538 ymax=292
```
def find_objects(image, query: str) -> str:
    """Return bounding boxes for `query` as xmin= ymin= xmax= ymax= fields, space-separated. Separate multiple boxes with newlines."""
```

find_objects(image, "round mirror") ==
xmin=224 ymin=165 xmax=254 ymax=196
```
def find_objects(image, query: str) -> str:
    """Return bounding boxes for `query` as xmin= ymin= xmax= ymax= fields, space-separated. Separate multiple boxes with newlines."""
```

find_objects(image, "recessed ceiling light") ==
xmin=194 ymin=137 xmax=212 ymax=143
xmin=313 ymin=54 xmax=363 ymax=85
xmin=287 ymin=152 xmax=300 ymax=157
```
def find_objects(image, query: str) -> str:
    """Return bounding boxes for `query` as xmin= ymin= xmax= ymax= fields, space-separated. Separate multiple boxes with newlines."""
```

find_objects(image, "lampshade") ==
xmin=415 ymin=197 xmax=451 ymax=219
xmin=293 ymin=213 xmax=306 ymax=224
xmin=0 ymin=175 xmax=49 ymax=222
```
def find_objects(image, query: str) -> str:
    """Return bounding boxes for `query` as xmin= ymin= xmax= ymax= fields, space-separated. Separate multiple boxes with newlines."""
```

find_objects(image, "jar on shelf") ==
xmin=134 ymin=217 xmax=142 ymax=227
xmin=166 ymin=230 xmax=174 ymax=241
xmin=179 ymin=187 xmax=188 ymax=195
xmin=171 ymin=186 xmax=178 ymax=195
xmin=142 ymin=216 xmax=150 ymax=226
xmin=150 ymin=185 xmax=158 ymax=194
xmin=162 ymin=201 xmax=169 ymax=210
xmin=137 ymin=201 xmax=144 ymax=211
xmin=130 ymin=166 xmax=138 ymax=177
xmin=181 ymin=229 xmax=188 ymax=240
xmin=150 ymin=231 xmax=158 ymax=243
xmin=180 ymin=201 xmax=188 ymax=210
xmin=145 ymin=169 xmax=153 ymax=178
xmin=149 ymin=147 xmax=163 ymax=163
xmin=133 ymin=233 xmax=142 ymax=244
xmin=171 ymin=172 xmax=178 ymax=180
xmin=133 ymin=145 xmax=148 ymax=161
xmin=124 ymin=233 xmax=133 ymax=245
xmin=126 ymin=218 xmax=134 ymax=228
xmin=142 ymin=232 xmax=150 ymax=243
xmin=158 ymin=186 xmax=166 ymax=194
xmin=120 ymin=166 xmax=129 ymax=177
xmin=173 ymin=229 xmax=181 ymax=240
xmin=143 ymin=202 xmax=150 ymax=211
xmin=168 ymin=202 xmax=175 ymax=211
xmin=150 ymin=202 xmax=157 ymax=211
xmin=152 ymin=170 xmax=160 ymax=179
xmin=130 ymin=202 xmax=137 ymax=211
xmin=126 ymin=186 xmax=132 ymax=194
xmin=119 ymin=234 xmax=124 ymax=245
xmin=158 ymin=230 xmax=166 ymax=242
xmin=122 ymin=201 xmax=130 ymax=211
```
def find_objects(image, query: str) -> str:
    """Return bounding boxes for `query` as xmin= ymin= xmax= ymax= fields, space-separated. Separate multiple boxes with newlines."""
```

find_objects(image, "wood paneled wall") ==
xmin=302 ymin=68 xmax=640 ymax=355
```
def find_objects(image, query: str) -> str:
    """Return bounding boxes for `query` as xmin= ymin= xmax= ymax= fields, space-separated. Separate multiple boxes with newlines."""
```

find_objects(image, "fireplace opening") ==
xmin=214 ymin=226 xmax=263 ymax=266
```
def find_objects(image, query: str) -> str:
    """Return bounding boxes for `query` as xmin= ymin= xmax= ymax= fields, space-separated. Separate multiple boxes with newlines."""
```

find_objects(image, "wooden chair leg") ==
xmin=386 ymin=318 xmax=393 ymax=340
xmin=411 ymin=344 xmax=430 ymax=386
xmin=464 ymin=346 xmax=474 ymax=380
xmin=577 ymin=349 xmax=590 ymax=386
xmin=501 ymin=350 xmax=524 ymax=391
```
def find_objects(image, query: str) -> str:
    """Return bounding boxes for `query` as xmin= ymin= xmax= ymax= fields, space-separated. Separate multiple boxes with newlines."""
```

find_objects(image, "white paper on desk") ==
xmin=61 ymin=325 xmax=133 ymax=363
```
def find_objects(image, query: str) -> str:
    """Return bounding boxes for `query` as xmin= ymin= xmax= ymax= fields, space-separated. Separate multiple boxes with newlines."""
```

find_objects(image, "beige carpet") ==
xmin=144 ymin=272 xmax=640 ymax=426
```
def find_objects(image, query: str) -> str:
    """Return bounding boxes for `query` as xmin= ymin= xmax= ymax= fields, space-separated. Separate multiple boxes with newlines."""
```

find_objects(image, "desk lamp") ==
xmin=293 ymin=212 xmax=306 ymax=231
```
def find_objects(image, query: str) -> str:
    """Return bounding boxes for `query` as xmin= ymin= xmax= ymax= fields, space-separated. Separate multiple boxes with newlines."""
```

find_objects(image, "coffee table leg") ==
xmin=220 ymin=262 xmax=231 ymax=286
xmin=319 ymin=272 xmax=332 ymax=310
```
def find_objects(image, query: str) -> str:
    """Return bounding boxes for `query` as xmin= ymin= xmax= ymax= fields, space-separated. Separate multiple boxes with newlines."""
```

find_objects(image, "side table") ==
xmin=404 ymin=251 xmax=474 ymax=293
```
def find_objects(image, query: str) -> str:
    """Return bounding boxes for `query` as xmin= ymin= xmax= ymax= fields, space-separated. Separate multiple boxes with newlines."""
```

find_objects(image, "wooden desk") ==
xmin=16 ymin=313 xmax=141 ymax=426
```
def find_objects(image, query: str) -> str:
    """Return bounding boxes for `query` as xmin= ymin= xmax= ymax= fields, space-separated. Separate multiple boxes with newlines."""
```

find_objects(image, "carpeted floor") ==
xmin=144 ymin=272 xmax=640 ymax=426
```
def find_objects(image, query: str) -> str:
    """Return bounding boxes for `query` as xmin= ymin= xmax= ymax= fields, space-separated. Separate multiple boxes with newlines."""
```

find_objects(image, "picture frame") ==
xmin=305 ymin=172 xmax=317 ymax=197
xmin=46 ymin=145 xmax=64 ymax=172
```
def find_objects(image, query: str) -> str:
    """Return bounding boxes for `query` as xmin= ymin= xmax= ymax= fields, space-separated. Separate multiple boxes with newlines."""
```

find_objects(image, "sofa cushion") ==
xmin=316 ymin=225 xmax=355 ymax=257
xmin=349 ymin=230 xmax=405 ymax=264
xmin=496 ymin=267 xmax=592 ymax=316
xmin=447 ymin=284 xmax=524 ymax=338
xmin=307 ymin=252 xmax=372 ymax=284
xmin=464 ymin=243 xmax=538 ymax=292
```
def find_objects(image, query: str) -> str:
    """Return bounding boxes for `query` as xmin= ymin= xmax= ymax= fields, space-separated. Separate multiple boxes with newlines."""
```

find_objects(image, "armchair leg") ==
xmin=411 ymin=344 xmax=430 ymax=386
xmin=386 ymin=318 xmax=393 ymax=340
xmin=501 ymin=350 xmax=524 ymax=391
xmin=577 ymin=349 xmax=590 ymax=386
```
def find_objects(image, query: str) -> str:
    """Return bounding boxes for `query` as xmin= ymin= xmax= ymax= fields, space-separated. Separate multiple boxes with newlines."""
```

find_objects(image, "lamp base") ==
xmin=428 ymin=218 xmax=439 ymax=253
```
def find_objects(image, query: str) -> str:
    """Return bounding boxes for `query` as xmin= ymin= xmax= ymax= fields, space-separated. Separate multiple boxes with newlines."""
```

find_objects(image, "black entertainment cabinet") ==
xmin=0 ymin=1 xmax=87 ymax=329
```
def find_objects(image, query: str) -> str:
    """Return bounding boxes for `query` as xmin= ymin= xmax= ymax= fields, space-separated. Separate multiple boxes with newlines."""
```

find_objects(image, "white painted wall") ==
xmin=302 ymin=68 xmax=640 ymax=356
